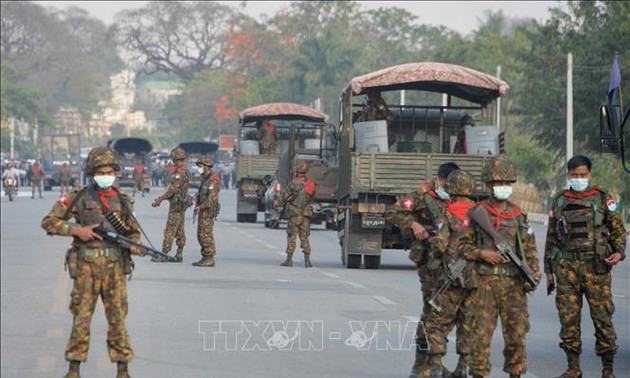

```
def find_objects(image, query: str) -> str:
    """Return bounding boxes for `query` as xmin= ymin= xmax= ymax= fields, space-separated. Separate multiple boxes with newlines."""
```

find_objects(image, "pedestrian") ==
xmin=29 ymin=161 xmax=44 ymax=198
xmin=151 ymin=147 xmax=193 ymax=262
xmin=220 ymin=162 xmax=231 ymax=189
xmin=191 ymin=156 xmax=221 ymax=267
xmin=132 ymin=159 xmax=145 ymax=197
xmin=41 ymin=146 xmax=143 ymax=378
xmin=279 ymin=160 xmax=316 ymax=268
xmin=59 ymin=162 xmax=72 ymax=196
xmin=384 ymin=161 xmax=460 ymax=378
xmin=544 ymin=154 xmax=626 ymax=378
xmin=421 ymin=169 xmax=478 ymax=378
xmin=456 ymin=156 xmax=541 ymax=378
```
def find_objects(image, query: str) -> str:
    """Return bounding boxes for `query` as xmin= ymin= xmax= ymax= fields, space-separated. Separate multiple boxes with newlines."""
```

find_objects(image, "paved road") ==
xmin=1 ymin=187 xmax=628 ymax=378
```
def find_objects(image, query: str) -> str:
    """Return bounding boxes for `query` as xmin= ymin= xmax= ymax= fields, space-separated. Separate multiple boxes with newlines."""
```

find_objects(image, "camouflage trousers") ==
xmin=66 ymin=255 xmax=133 ymax=363
xmin=555 ymin=259 xmax=617 ymax=355
xmin=424 ymin=286 xmax=475 ymax=356
xmin=285 ymin=215 xmax=311 ymax=255
xmin=162 ymin=210 xmax=186 ymax=252
xmin=31 ymin=180 xmax=42 ymax=196
xmin=197 ymin=210 xmax=216 ymax=257
xmin=132 ymin=179 xmax=144 ymax=196
xmin=469 ymin=274 xmax=529 ymax=376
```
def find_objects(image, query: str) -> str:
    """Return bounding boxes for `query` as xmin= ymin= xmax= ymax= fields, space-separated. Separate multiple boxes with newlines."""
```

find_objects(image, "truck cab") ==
xmin=107 ymin=137 xmax=153 ymax=193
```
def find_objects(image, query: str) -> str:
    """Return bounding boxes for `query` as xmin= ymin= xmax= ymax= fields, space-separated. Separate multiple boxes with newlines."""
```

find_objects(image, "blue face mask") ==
xmin=492 ymin=185 xmax=512 ymax=201
xmin=569 ymin=178 xmax=589 ymax=192
xmin=435 ymin=187 xmax=450 ymax=200
xmin=93 ymin=175 xmax=116 ymax=189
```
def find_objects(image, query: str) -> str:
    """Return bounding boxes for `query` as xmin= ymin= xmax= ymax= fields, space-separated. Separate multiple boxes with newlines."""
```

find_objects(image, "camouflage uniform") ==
xmin=544 ymin=185 xmax=626 ymax=377
xmin=192 ymin=156 xmax=221 ymax=267
xmin=384 ymin=178 xmax=449 ymax=376
xmin=358 ymin=90 xmax=396 ymax=146
xmin=279 ymin=161 xmax=316 ymax=267
xmin=457 ymin=157 xmax=541 ymax=377
xmin=41 ymin=147 xmax=138 ymax=377
xmin=422 ymin=170 xmax=478 ymax=377
xmin=152 ymin=148 xmax=192 ymax=262
xmin=258 ymin=121 xmax=278 ymax=155
xmin=60 ymin=164 xmax=72 ymax=195
xmin=29 ymin=162 xmax=44 ymax=198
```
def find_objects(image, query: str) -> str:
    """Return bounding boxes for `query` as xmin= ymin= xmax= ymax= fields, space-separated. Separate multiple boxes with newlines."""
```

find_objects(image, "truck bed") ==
xmin=236 ymin=155 xmax=280 ymax=181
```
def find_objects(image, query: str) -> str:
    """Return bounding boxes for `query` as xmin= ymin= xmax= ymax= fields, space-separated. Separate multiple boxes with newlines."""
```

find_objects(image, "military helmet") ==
xmin=170 ymin=147 xmax=188 ymax=161
xmin=85 ymin=147 xmax=120 ymax=175
xmin=445 ymin=170 xmax=475 ymax=196
xmin=294 ymin=160 xmax=308 ymax=174
xmin=196 ymin=156 xmax=214 ymax=167
xmin=481 ymin=156 xmax=517 ymax=183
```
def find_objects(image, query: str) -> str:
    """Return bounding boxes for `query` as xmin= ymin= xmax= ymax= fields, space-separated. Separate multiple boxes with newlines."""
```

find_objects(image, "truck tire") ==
xmin=237 ymin=213 xmax=247 ymax=223
xmin=325 ymin=221 xmax=336 ymax=230
xmin=364 ymin=255 xmax=381 ymax=269
xmin=346 ymin=254 xmax=361 ymax=269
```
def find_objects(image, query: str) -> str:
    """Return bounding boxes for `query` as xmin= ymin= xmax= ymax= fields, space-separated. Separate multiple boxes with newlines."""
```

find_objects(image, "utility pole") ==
xmin=566 ymin=52 xmax=574 ymax=163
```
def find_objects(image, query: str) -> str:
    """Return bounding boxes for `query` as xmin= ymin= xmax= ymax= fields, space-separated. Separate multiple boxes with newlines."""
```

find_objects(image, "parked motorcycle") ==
xmin=3 ymin=177 xmax=18 ymax=201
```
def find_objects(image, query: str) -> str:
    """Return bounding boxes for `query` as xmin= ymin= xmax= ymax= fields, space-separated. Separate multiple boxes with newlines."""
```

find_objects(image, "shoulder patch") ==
xmin=402 ymin=196 xmax=415 ymax=210
xmin=58 ymin=194 xmax=70 ymax=204
xmin=607 ymin=199 xmax=617 ymax=212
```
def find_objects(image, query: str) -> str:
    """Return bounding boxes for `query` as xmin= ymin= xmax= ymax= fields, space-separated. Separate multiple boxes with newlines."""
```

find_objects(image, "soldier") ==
xmin=422 ymin=170 xmax=478 ymax=378
xmin=59 ymin=162 xmax=72 ymax=196
xmin=29 ymin=161 xmax=44 ymax=199
xmin=278 ymin=160 xmax=316 ymax=268
xmin=453 ymin=115 xmax=475 ymax=154
xmin=151 ymin=147 xmax=193 ymax=262
xmin=357 ymin=89 xmax=396 ymax=146
xmin=41 ymin=147 xmax=142 ymax=378
xmin=456 ymin=156 xmax=541 ymax=378
xmin=544 ymin=155 xmax=626 ymax=378
xmin=257 ymin=120 xmax=278 ymax=155
xmin=192 ymin=156 xmax=221 ymax=267
xmin=384 ymin=162 xmax=460 ymax=378
xmin=132 ymin=159 xmax=145 ymax=198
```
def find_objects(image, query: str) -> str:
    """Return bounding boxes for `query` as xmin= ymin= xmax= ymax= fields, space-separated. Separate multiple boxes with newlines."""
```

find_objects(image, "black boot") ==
xmin=280 ymin=254 xmax=293 ymax=267
xmin=602 ymin=353 xmax=615 ymax=378
xmin=63 ymin=360 xmax=81 ymax=378
xmin=557 ymin=351 xmax=582 ymax=378
xmin=304 ymin=254 xmax=312 ymax=268
xmin=117 ymin=361 xmax=131 ymax=378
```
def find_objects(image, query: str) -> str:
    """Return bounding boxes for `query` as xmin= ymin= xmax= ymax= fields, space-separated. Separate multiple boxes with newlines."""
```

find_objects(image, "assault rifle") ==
xmin=427 ymin=258 xmax=467 ymax=312
xmin=468 ymin=206 xmax=539 ymax=288
xmin=94 ymin=226 xmax=178 ymax=262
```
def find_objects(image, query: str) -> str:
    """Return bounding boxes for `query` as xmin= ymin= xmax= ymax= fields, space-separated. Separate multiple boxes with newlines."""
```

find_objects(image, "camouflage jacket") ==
xmin=41 ymin=185 xmax=140 ymax=249
xmin=457 ymin=199 xmax=541 ymax=282
xmin=544 ymin=186 xmax=626 ymax=274
xmin=160 ymin=164 xmax=190 ymax=211
xmin=197 ymin=173 xmax=221 ymax=216
xmin=385 ymin=180 xmax=446 ymax=234
xmin=279 ymin=175 xmax=316 ymax=218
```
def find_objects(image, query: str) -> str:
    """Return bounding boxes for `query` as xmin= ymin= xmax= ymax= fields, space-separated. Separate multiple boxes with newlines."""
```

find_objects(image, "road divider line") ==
xmin=347 ymin=281 xmax=366 ymax=289
xmin=372 ymin=295 xmax=397 ymax=305
xmin=265 ymin=244 xmax=276 ymax=250
xmin=322 ymin=272 xmax=341 ymax=279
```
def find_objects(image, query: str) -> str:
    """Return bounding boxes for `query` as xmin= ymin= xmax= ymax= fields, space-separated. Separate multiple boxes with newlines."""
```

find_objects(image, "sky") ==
xmin=33 ymin=1 xmax=564 ymax=35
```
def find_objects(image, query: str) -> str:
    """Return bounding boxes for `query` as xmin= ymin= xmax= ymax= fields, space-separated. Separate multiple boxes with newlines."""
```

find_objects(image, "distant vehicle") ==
xmin=39 ymin=134 xmax=81 ymax=191
xmin=236 ymin=102 xmax=336 ymax=223
xmin=337 ymin=62 xmax=509 ymax=269
xmin=177 ymin=141 xmax=219 ymax=188
xmin=107 ymin=137 xmax=152 ymax=193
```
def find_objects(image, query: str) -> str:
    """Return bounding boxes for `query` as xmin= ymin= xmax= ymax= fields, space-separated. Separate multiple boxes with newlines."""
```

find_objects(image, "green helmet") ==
xmin=294 ymin=160 xmax=308 ymax=174
xmin=85 ymin=147 xmax=120 ymax=175
xmin=196 ymin=156 xmax=214 ymax=167
xmin=170 ymin=147 xmax=188 ymax=161
xmin=446 ymin=170 xmax=476 ymax=196
xmin=481 ymin=156 xmax=516 ymax=183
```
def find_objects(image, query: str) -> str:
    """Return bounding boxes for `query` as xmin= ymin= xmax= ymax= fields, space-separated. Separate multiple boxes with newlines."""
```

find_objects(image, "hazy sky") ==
xmin=33 ymin=1 xmax=563 ymax=35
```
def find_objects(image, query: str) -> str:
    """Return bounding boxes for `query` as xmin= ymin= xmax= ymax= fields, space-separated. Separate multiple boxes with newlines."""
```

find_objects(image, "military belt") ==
xmin=559 ymin=250 xmax=595 ymax=261
xmin=82 ymin=247 xmax=121 ymax=260
xmin=490 ymin=263 xmax=519 ymax=276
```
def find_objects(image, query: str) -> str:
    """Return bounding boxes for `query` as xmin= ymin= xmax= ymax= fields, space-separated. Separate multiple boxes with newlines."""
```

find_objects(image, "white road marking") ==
xmin=322 ymin=273 xmax=341 ymax=279
xmin=347 ymin=281 xmax=366 ymax=288
xmin=372 ymin=295 xmax=396 ymax=305
xmin=265 ymin=244 xmax=276 ymax=250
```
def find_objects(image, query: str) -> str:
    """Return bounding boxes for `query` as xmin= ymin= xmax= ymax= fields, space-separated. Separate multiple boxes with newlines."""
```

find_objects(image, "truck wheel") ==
xmin=325 ymin=221 xmax=336 ymax=230
xmin=364 ymin=255 xmax=381 ymax=269
xmin=346 ymin=254 xmax=361 ymax=269
xmin=237 ymin=213 xmax=246 ymax=223
xmin=264 ymin=213 xmax=270 ymax=228
xmin=248 ymin=214 xmax=257 ymax=223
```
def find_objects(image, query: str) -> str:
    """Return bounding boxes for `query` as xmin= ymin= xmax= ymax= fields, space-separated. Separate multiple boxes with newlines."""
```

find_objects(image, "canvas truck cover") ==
xmin=344 ymin=62 xmax=510 ymax=106
xmin=178 ymin=141 xmax=219 ymax=156
xmin=107 ymin=138 xmax=153 ymax=157
xmin=239 ymin=102 xmax=329 ymax=123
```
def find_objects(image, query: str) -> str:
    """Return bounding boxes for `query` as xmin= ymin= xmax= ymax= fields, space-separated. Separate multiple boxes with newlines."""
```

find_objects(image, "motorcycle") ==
xmin=3 ymin=177 xmax=18 ymax=201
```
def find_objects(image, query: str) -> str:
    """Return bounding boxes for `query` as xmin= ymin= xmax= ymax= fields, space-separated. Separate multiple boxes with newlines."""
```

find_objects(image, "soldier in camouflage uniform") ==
xmin=131 ymin=159 xmax=145 ymax=198
xmin=41 ymin=147 xmax=142 ymax=378
xmin=151 ymin=147 xmax=192 ymax=262
xmin=357 ymin=89 xmax=397 ymax=147
xmin=257 ymin=120 xmax=278 ymax=155
xmin=544 ymin=155 xmax=626 ymax=378
xmin=279 ymin=160 xmax=316 ymax=268
xmin=456 ymin=156 xmax=541 ymax=378
xmin=384 ymin=162 xmax=460 ymax=378
xmin=192 ymin=156 xmax=221 ymax=267
xmin=29 ymin=161 xmax=44 ymax=199
xmin=59 ymin=162 xmax=72 ymax=196
xmin=422 ymin=170 xmax=478 ymax=378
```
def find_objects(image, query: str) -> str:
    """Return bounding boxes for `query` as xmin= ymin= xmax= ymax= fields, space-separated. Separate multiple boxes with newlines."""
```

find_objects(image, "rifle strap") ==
xmin=512 ymin=214 xmax=533 ymax=273
xmin=86 ymin=186 xmax=130 ymax=236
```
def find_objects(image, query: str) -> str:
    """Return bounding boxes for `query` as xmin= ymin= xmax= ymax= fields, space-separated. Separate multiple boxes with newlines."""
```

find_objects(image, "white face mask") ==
xmin=568 ymin=178 xmax=589 ymax=192
xmin=93 ymin=175 xmax=116 ymax=189
xmin=492 ymin=185 xmax=512 ymax=201
xmin=197 ymin=166 xmax=205 ymax=175
xmin=435 ymin=187 xmax=450 ymax=200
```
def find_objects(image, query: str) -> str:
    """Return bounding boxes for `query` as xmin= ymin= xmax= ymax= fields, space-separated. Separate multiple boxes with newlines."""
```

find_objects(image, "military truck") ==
xmin=177 ymin=141 xmax=219 ymax=188
xmin=40 ymin=133 xmax=81 ymax=191
xmin=107 ymin=137 xmax=152 ymax=192
xmin=236 ymin=103 xmax=333 ymax=223
xmin=337 ymin=62 xmax=510 ymax=269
